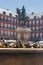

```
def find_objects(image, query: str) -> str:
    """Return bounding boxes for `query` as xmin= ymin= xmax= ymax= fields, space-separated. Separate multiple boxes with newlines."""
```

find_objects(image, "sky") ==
xmin=0 ymin=0 xmax=43 ymax=14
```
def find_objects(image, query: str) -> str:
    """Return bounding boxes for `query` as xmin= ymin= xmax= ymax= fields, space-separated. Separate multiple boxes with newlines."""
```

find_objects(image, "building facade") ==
xmin=0 ymin=8 xmax=43 ymax=41
xmin=28 ymin=13 xmax=43 ymax=41
xmin=0 ymin=8 xmax=17 ymax=39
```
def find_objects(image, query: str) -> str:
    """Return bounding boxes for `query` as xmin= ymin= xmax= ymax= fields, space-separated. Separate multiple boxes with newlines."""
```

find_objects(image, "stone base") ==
xmin=0 ymin=51 xmax=43 ymax=65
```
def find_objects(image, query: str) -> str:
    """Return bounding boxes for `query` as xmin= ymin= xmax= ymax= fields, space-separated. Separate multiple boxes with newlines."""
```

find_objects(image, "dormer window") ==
xmin=34 ymin=16 xmax=36 ymax=19
xmin=3 ymin=11 xmax=6 ymax=15
xmin=41 ymin=15 xmax=43 ymax=18
xmin=9 ymin=13 xmax=12 ymax=16
xmin=31 ymin=12 xmax=34 ymax=15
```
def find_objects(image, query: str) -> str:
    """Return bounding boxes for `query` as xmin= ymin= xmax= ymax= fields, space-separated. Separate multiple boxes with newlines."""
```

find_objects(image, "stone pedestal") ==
xmin=0 ymin=48 xmax=43 ymax=65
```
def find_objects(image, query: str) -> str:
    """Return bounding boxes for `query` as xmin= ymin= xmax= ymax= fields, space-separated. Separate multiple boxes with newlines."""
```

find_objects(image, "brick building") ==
xmin=28 ymin=12 xmax=43 ymax=41
xmin=0 ymin=8 xmax=43 ymax=41
xmin=0 ymin=8 xmax=17 ymax=39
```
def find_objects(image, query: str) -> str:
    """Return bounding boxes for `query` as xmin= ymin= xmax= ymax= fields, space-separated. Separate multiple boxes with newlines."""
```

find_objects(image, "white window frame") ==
xmin=32 ymin=27 xmax=35 ymax=31
xmin=14 ymin=25 xmax=16 ymax=29
xmin=8 ymin=31 xmax=10 ymax=36
xmin=36 ymin=20 xmax=39 ymax=24
xmin=8 ymin=17 xmax=10 ymax=21
xmin=14 ymin=19 xmax=16 ymax=23
xmin=1 ymin=30 xmax=3 ymax=35
xmin=32 ymin=33 xmax=35 ymax=37
xmin=26 ymin=21 xmax=28 ymax=25
xmin=11 ymin=32 xmax=13 ymax=36
xmin=36 ymin=26 xmax=38 ymax=31
xmin=40 ymin=20 xmax=42 ymax=24
xmin=4 ymin=31 xmax=7 ymax=35
xmin=36 ymin=33 xmax=38 ymax=37
xmin=1 ymin=23 xmax=3 ymax=27
xmin=8 ymin=24 xmax=10 ymax=28
xmin=11 ymin=18 xmax=13 ymax=22
xmin=11 ymin=25 xmax=13 ymax=29
xmin=4 ymin=23 xmax=7 ymax=28
xmin=17 ymin=20 xmax=19 ymax=24
xmin=1 ymin=16 xmax=3 ymax=19
xmin=4 ymin=16 xmax=7 ymax=20
xmin=14 ymin=32 xmax=16 ymax=36
xmin=33 ymin=21 xmax=35 ymax=25
xmin=29 ymin=21 xmax=31 ymax=25
xmin=40 ymin=33 xmax=42 ymax=38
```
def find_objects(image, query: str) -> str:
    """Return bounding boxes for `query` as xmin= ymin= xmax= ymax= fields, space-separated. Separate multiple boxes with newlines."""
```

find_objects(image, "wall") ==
xmin=0 ymin=53 xmax=43 ymax=65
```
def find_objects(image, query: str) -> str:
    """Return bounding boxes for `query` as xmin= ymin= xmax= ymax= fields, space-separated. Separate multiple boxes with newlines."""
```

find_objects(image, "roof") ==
xmin=0 ymin=8 xmax=17 ymax=17
xmin=15 ymin=27 xmax=32 ymax=33
xmin=0 ymin=8 xmax=43 ymax=19
xmin=27 ymin=12 xmax=43 ymax=19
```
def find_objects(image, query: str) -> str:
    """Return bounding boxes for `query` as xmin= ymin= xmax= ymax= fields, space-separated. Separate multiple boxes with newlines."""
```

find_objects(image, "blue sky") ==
xmin=0 ymin=0 xmax=43 ymax=14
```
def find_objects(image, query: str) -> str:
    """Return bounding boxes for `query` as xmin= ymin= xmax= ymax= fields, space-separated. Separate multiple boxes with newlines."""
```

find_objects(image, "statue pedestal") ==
xmin=0 ymin=48 xmax=43 ymax=65
xmin=15 ymin=27 xmax=31 ymax=42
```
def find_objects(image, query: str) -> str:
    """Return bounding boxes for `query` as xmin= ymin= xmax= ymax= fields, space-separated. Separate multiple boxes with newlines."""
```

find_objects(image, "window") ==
xmin=20 ymin=21 xmax=22 ymax=24
xmin=34 ymin=16 xmax=36 ymax=19
xmin=1 ymin=23 xmax=3 ymax=27
xmin=36 ymin=20 xmax=39 ymax=24
xmin=40 ymin=20 xmax=42 ymax=24
xmin=26 ymin=22 xmax=28 ymax=25
xmin=40 ymin=33 xmax=42 ymax=38
xmin=33 ymin=21 xmax=35 ymax=25
xmin=40 ymin=26 xmax=42 ymax=31
xmin=14 ymin=32 xmax=16 ymax=36
xmin=8 ymin=31 xmax=10 ymax=36
xmin=8 ymin=18 xmax=10 ymax=21
xmin=11 ymin=25 xmax=13 ymax=29
xmin=29 ymin=21 xmax=31 ymax=25
xmin=11 ymin=18 xmax=13 ymax=22
xmin=11 ymin=32 xmax=13 ymax=36
xmin=14 ymin=25 xmax=16 ymax=29
xmin=4 ymin=31 xmax=7 ymax=35
xmin=1 ymin=30 xmax=3 ymax=35
xmin=32 ymin=27 xmax=35 ymax=31
xmin=3 ymin=11 xmax=6 ymax=15
xmin=41 ymin=15 xmax=43 ymax=18
xmin=14 ymin=19 xmax=16 ymax=24
xmin=17 ymin=20 xmax=19 ymax=24
xmin=9 ymin=13 xmax=12 ymax=16
xmin=36 ymin=33 xmax=38 ymax=37
xmin=1 ymin=16 xmax=3 ymax=20
xmin=4 ymin=23 xmax=7 ymax=28
xmin=4 ymin=16 xmax=7 ymax=20
xmin=32 ymin=33 xmax=35 ymax=37
xmin=36 ymin=26 xmax=38 ymax=31
xmin=20 ymin=21 xmax=24 ymax=24
xmin=8 ymin=24 xmax=10 ymax=29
